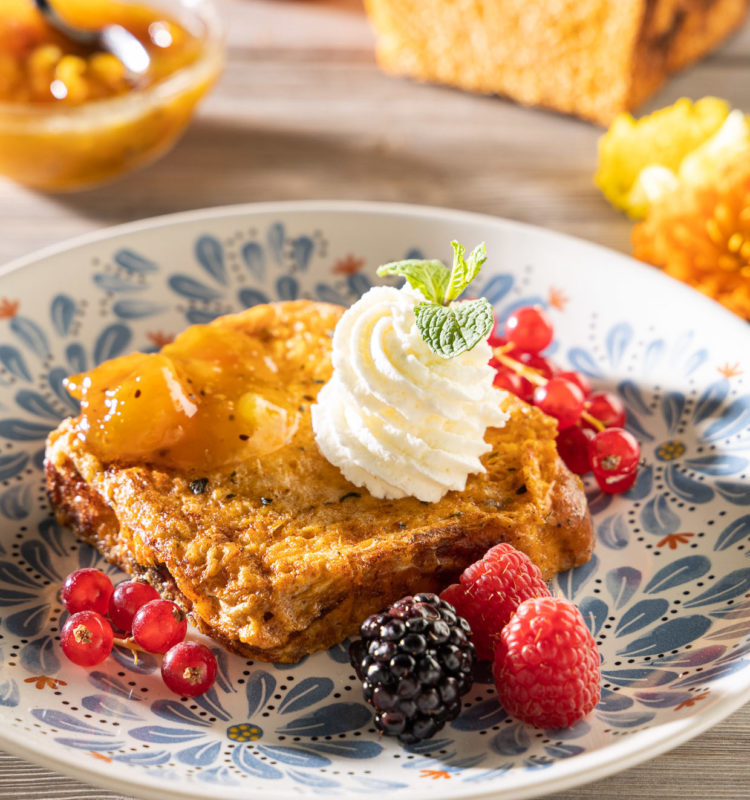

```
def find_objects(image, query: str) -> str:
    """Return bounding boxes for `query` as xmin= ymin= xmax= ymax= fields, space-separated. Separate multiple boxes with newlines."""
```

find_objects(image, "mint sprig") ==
xmin=376 ymin=240 xmax=493 ymax=359
xmin=445 ymin=240 xmax=487 ymax=303
xmin=377 ymin=258 xmax=450 ymax=304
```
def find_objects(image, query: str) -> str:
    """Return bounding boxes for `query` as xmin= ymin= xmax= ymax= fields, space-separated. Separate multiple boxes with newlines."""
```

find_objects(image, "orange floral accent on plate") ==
xmin=675 ymin=690 xmax=710 ymax=711
xmin=717 ymin=362 xmax=743 ymax=378
xmin=23 ymin=675 xmax=67 ymax=690
xmin=0 ymin=298 xmax=19 ymax=318
xmin=420 ymin=769 xmax=452 ymax=780
xmin=147 ymin=331 xmax=174 ymax=348
xmin=657 ymin=532 xmax=695 ymax=549
xmin=548 ymin=287 xmax=569 ymax=310
xmin=332 ymin=254 xmax=364 ymax=275
xmin=88 ymin=751 xmax=113 ymax=763
xmin=632 ymin=145 xmax=750 ymax=319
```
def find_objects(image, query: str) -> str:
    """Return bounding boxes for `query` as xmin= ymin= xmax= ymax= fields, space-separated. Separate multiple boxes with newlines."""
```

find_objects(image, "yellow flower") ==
xmin=632 ymin=144 xmax=750 ymax=319
xmin=595 ymin=97 xmax=750 ymax=218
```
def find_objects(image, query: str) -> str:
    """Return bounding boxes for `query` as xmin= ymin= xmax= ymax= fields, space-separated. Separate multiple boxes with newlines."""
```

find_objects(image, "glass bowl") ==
xmin=0 ymin=0 xmax=224 ymax=192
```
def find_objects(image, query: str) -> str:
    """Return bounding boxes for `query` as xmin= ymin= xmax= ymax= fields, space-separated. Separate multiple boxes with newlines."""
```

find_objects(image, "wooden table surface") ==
xmin=0 ymin=1 xmax=749 ymax=797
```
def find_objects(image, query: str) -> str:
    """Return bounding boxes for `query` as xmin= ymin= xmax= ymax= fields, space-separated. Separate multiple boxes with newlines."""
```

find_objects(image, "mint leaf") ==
xmin=377 ymin=241 xmax=492 ymax=359
xmin=414 ymin=298 xmax=494 ymax=358
xmin=376 ymin=259 xmax=450 ymax=304
xmin=444 ymin=241 xmax=487 ymax=303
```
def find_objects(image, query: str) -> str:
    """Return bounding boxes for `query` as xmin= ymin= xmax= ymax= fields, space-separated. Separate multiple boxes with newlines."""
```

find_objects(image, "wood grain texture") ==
xmin=0 ymin=0 xmax=749 ymax=797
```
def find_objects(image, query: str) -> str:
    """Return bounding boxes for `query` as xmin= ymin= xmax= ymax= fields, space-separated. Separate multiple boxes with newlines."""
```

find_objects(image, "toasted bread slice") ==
xmin=45 ymin=300 xmax=593 ymax=663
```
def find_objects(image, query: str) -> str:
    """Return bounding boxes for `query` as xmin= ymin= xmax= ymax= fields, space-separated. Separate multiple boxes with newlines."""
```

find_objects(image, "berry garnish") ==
xmin=512 ymin=351 xmax=556 ymax=381
xmin=504 ymin=305 xmax=553 ymax=353
xmin=583 ymin=391 xmax=627 ymax=430
xmin=489 ymin=304 xmax=641 ymax=494
xmin=108 ymin=580 xmax=160 ymax=634
xmin=556 ymin=424 xmax=595 ymax=475
xmin=532 ymin=377 xmax=585 ymax=430
xmin=589 ymin=427 xmax=640 ymax=494
xmin=557 ymin=370 xmax=592 ymax=399
xmin=493 ymin=596 xmax=601 ymax=729
xmin=61 ymin=610 xmax=114 ymax=667
xmin=132 ymin=599 xmax=188 ymax=654
xmin=493 ymin=368 xmax=534 ymax=402
xmin=487 ymin=318 xmax=506 ymax=349
xmin=440 ymin=543 xmax=550 ymax=660
xmin=60 ymin=568 xmax=114 ymax=615
xmin=349 ymin=593 xmax=475 ymax=744
xmin=58 ymin=569 xmax=215 ymax=696
xmin=595 ymin=466 xmax=638 ymax=494
xmin=161 ymin=642 xmax=218 ymax=697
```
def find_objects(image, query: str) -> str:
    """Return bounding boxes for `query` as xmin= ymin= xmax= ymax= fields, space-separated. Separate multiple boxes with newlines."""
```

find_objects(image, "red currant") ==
xmin=533 ymin=377 xmax=585 ymax=429
xmin=584 ymin=392 xmax=627 ymax=429
xmin=487 ymin=317 xmax=506 ymax=349
xmin=161 ymin=642 xmax=218 ymax=697
xmin=132 ymin=599 xmax=187 ymax=654
xmin=61 ymin=610 xmax=114 ymax=667
xmin=511 ymin=351 xmax=556 ymax=381
xmin=61 ymin=568 xmax=114 ymax=616
xmin=504 ymin=306 xmax=554 ymax=354
xmin=596 ymin=466 xmax=638 ymax=494
xmin=556 ymin=424 xmax=595 ymax=475
xmin=557 ymin=370 xmax=592 ymax=399
xmin=493 ymin=368 xmax=534 ymax=402
xmin=589 ymin=428 xmax=641 ymax=494
xmin=108 ymin=580 xmax=160 ymax=634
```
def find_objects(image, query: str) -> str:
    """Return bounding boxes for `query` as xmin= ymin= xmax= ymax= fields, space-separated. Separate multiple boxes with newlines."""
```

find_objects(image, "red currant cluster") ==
xmin=489 ymin=305 xmax=641 ymax=494
xmin=60 ymin=568 xmax=217 ymax=697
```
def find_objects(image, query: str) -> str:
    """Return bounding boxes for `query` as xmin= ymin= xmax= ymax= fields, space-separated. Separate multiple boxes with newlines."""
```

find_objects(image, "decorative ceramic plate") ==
xmin=0 ymin=201 xmax=749 ymax=800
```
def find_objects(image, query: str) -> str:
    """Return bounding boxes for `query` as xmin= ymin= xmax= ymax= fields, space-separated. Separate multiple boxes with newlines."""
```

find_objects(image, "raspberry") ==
xmin=440 ymin=543 xmax=550 ymax=661
xmin=349 ymin=593 xmax=475 ymax=744
xmin=493 ymin=597 xmax=601 ymax=729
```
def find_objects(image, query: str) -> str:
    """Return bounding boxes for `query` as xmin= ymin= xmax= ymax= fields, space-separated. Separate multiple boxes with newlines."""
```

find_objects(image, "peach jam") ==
xmin=0 ymin=0 xmax=204 ymax=105
xmin=64 ymin=307 xmax=312 ymax=472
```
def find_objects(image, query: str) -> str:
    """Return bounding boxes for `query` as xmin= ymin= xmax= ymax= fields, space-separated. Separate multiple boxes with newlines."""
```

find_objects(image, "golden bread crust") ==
xmin=363 ymin=0 xmax=749 ymax=124
xmin=45 ymin=300 xmax=593 ymax=662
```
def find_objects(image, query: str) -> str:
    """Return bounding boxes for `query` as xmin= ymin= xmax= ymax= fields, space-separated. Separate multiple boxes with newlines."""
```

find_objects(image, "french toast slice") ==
xmin=45 ymin=300 xmax=593 ymax=663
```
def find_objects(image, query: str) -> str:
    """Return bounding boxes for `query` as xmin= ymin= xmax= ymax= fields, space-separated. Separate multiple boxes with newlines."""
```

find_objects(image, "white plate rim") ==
xmin=0 ymin=199 xmax=748 ymax=800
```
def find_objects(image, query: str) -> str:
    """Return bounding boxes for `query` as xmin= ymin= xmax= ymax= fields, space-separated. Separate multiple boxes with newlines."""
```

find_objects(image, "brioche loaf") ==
xmin=363 ymin=0 xmax=749 ymax=124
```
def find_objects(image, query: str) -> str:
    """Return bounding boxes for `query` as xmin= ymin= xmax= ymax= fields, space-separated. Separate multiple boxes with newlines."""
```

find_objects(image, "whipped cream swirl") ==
xmin=311 ymin=285 xmax=509 ymax=502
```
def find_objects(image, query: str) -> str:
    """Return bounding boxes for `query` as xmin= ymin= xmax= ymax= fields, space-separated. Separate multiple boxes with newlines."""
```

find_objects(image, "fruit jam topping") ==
xmin=0 ymin=0 xmax=204 ymax=105
xmin=64 ymin=307 xmax=327 ymax=471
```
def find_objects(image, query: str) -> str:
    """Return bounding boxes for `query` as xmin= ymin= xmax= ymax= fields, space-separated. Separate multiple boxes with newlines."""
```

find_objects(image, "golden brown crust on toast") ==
xmin=363 ymin=0 xmax=749 ymax=124
xmin=45 ymin=300 xmax=593 ymax=663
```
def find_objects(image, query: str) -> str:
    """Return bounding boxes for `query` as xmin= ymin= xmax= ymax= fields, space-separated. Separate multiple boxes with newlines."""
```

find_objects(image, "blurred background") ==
xmin=0 ymin=0 xmax=746 ymax=267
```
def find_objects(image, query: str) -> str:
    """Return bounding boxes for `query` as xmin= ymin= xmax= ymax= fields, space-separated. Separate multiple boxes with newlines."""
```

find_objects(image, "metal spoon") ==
xmin=33 ymin=0 xmax=151 ymax=76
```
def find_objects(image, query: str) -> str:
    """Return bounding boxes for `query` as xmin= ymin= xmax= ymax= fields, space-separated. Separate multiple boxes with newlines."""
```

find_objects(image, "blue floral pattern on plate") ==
xmin=0 ymin=202 xmax=749 ymax=800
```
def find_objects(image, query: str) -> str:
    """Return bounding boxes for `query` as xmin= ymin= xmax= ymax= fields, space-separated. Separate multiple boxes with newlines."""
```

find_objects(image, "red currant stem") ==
xmin=494 ymin=346 xmax=611 ymax=431
xmin=113 ymin=635 xmax=147 ymax=665
xmin=580 ymin=410 xmax=606 ymax=432
xmin=492 ymin=350 xmax=547 ymax=386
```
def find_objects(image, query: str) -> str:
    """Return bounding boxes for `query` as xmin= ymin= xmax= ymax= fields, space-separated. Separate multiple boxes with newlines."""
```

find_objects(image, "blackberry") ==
xmin=349 ymin=593 xmax=475 ymax=744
